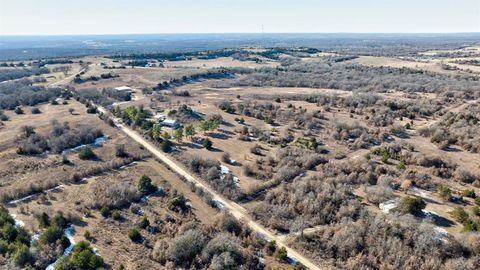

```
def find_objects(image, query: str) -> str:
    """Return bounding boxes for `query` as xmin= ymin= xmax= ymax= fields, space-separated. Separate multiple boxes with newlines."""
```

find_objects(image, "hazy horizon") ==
xmin=1 ymin=0 xmax=479 ymax=36
xmin=2 ymin=32 xmax=480 ymax=38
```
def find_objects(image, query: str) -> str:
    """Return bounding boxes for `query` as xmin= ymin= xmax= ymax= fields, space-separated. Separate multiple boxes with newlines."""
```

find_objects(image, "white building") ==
xmin=114 ymin=86 xmax=132 ymax=93
xmin=161 ymin=119 xmax=181 ymax=129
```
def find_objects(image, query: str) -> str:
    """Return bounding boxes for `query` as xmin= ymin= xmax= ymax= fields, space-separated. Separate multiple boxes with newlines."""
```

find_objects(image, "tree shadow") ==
xmin=421 ymin=211 xmax=455 ymax=227
xmin=221 ymin=120 xmax=235 ymax=127
xmin=394 ymin=131 xmax=410 ymax=139
xmin=209 ymin=132 xmax=231 ymax=140
xmin=444 ymin=146 xmax=462 ymax=152
xmin=184 ymin=142 xmax=202 ymax=149
xmin=207 ymin=147 xmax=223 ymax=153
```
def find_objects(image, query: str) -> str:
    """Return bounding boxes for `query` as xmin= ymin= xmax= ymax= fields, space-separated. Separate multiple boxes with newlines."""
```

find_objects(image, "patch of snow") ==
xmin=92 ymin=135 xmax=108 ymax=147
xmin=219 ymin=165 xmax=230 ymax=180
xmin=233 ymin=176 xmax=240 ymax=187
xmin=422 ymin=210 xmax=439 ymax=218
xmin=379 ymin=199 xmax=398 ymax=213
xmin=433 ymin=226 xmax=449 ymax=242
xmin=412 ymin=187 xmax=429 ymax=199
xmin=211 ymin=198 xmax=225 ymax=209
xmin=11 ymin=214 xmax=24 ymax=227
xmin=8 ymin=185 xmax=63 ymax=205
xmin=61 ymin=135 xmax=109 ymax=155
xmin=120 ymin=161 xmax=138 ymax=170
xmin=142 ymin=187 xmax=164 ymax=202
xmin=31 ymin=233 xmax=40 ymax=244
xmin=230 ymin=159 xmax=236 ymax=165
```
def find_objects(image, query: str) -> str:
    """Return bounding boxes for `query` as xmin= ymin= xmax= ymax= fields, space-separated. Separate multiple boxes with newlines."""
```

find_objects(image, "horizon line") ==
xmin=2 ymin=31 xmax=480 ymax=37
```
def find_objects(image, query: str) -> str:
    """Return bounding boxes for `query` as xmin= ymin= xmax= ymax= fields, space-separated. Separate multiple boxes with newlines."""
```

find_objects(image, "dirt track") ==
xmin=108 ymin=116 xmax=324 ymax=270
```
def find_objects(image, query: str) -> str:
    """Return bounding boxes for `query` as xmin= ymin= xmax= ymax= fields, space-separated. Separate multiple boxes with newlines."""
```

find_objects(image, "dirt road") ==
xmin=95 ymin=107 xmax=323 ymax=270
xmin=49 ymin=67 xmax=86 ymax=87
xmin=119 ymin=121 xmax=323 ymax=269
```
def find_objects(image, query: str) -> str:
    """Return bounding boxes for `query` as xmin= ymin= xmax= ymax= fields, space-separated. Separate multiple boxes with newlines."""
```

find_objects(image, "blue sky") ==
xmin=0 ymin=0 xmax=479 ymax=35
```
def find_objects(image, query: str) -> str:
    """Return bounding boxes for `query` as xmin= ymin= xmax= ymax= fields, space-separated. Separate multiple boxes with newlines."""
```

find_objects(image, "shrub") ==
xmin=438 ymin=185 xmax=452 ymax=201
xmin=100 ymin=206 xmax=110 ymax=218
xmin=250 ymin=144 xmax=262 ymax=155
xmin=450 ymin=206 xmax=470 ymax=224
xmin=453 ymin=168 xmax=477 ymax=184
xmin=128 ymin=228 xmax=142 ymax=242
xmin=266 ymin=240 xmax=277 ymax=255
xmin=61 ymin=155 xmax=70 ymax=164
xmin=202 ymin=138 xmax=213 ymax=149
xmin=14 ymin=106 xmax=24 ymax=114
xmin=37 ymin=212 xmax=50 ymax=228
xmin=78 ymin=146 xmax=96 ymax=160
xmin=160 ymin=139 xmax=172 ymax=152
xmin=222 ymin=152 xmax=231 ymax=163
xmin=169 ymin=195 xmax=189 ymax=212
xmin=276 ymin=246 xmax=288 ymax=261
xmin=460 ymin=189 xmax=476 ymax=199
xmin=264 ymin=116 xmax=274 ymax=125
xmin=210 ymin=252 xmax=237 ymax=270
xmin=139 ymin=217 xmax=150 ymax=229
xmin=365 ymin=185 xmax=394 ymax=205
xmin=38 ymin=225 xmax=66 ymax=246
xmin=201 ymin=233 xmax=243 ymax=264
xmin=475 ymin=197 xmax=480 ymax=206
xmin=86 ymin=106 xmax=98 ymax=114
xmin=112 ymin=211 xmax=121 ymax=220
xmin=84 ymin=230 xmax=92 ymax=241
xmin=56 ymin=240 xmax=104 ymax=270
xmin=398 ymin=196 xmax=426 ymax=216
xmin=138 ymin=175 xmax=157 ymax=195
xmin=53 ymin=212 xmax=68 ymax=228
xmin=168 ymin=229 xmax=206 ymax=266
xmin=471 ymin=206 xmax=480 ymax=217
xmin=13 ymin=244 xmax=32 ymax=267
xmin=397 ymin=158 xmax=407 ymax=170
xmin=31 ymin=107 xmax=41 ymax=114
xmin=115 ymin=144 xmax=128 ymax=157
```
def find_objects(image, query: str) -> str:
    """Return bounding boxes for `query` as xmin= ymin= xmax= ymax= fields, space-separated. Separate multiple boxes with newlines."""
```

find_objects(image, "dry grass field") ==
xmin=2 ymin=44 xmax=480 ymax=270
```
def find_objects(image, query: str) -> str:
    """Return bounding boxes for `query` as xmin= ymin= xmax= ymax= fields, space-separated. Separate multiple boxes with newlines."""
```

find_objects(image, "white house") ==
xmin=161 ymin=119 xmax=181 ymax=129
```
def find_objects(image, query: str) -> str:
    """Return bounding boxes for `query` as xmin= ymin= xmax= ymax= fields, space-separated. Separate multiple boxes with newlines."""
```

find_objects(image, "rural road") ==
xmin=49 ymin=67 xmax=86 ymax=87
xmin=49 ymin=66 xmax=323 ymax=269
xmin=96 ymin=108 xmax=323 ymax=270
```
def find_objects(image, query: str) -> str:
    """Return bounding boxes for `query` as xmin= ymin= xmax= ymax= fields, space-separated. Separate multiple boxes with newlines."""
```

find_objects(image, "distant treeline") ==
xmin=154 ymin=69 xmax=234 ymax=90
xmin=74 ymin=72 xmax=119 ymax=84
xmin=0 ymin=80 xmax=68 ymax=110
xmin=110 ymin=47 xmax=321 ymax=62
xmin=225 ymin=60 xmax=480 ymax=96
xmin=0 ymin=67 xmax=50 ymax=82
xmin=111 ymin=49 xmax=239 ymax=61
xmin=453 ymin=59 xmax=480 ymax=66
xmin=36 ymin=59 xmax=74 ymax=67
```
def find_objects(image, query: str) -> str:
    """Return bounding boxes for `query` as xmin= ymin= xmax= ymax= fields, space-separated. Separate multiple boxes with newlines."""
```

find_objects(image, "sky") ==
xmin=0 ymin=0 xmax=479 ymax=35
